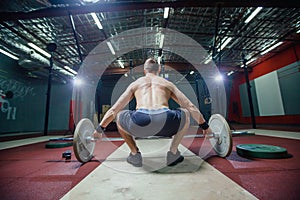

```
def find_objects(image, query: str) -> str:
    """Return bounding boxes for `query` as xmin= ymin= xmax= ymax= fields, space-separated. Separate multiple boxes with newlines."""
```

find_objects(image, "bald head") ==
xmin=144 ymin=58 xmax=160 ymax=74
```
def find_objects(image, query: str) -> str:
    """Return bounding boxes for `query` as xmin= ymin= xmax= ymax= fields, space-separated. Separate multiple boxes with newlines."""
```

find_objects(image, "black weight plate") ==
xmin=45 ymin=142 xmax=73 ymax=148
xmin=49 ymin=138 xmax=73 ymax=141
xmin=236 ymin=144 xmax=289 ymax=159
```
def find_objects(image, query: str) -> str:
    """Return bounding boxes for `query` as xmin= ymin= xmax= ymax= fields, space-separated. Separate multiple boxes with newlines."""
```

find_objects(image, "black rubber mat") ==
xmin=45 ymin=142 xmax=73 ymax=148
xmin=236 ymin=144 xmax=291 ymax=159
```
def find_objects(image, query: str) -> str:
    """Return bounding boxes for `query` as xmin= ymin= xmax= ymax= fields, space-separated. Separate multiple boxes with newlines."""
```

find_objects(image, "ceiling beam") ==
xmin=1 ymin=0 xmax=299 ymax=22
xmin=103 ymin=61 xmax=195 ymax=75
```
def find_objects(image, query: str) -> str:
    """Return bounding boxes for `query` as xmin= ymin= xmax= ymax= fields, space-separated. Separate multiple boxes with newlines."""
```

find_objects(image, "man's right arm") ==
xmin=98 ymin=82 xmax=135 ymax=128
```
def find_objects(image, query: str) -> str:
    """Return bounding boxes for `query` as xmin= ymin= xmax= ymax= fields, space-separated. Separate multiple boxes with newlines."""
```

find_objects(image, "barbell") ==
xmin=73 ymin=114 xmax=232 ymax=163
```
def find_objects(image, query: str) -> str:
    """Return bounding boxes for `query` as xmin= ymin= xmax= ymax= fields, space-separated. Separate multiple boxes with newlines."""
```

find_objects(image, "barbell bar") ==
xmin=73 ymin=114 xmax=233 ymax=163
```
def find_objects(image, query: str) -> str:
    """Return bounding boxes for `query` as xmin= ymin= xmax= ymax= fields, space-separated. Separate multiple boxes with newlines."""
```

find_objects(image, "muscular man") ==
xmin=94 ymin=58 xmax=212 ymax=167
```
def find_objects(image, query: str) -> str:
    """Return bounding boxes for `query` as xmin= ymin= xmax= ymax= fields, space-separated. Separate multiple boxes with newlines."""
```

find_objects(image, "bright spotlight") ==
xmin=215 ymin=74 xmax=223 ymax=81
xmin=74 ymin=78 xmax=83 ymax=86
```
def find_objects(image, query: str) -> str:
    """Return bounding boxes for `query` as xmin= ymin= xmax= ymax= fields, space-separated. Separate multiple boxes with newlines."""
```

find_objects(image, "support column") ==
xmin=44 ymin=43 xmax=57 ymax=136
xmin=242 ymin=54 xmax=256 ymax=129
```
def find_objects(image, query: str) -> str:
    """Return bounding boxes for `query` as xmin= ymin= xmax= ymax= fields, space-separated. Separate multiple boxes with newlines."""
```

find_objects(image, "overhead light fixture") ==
xmin=100 ymin=13 xmax=105 ymax=19
xmin=106 ymin=41 xmax=115 ymax=55
xmin=159 ymin=34 xmax=164 ymax=49
xmin=157 ymin=56 xmax=162 ymax=64
xmin=91 ymin=12 xmax=103 ymax=29
xmin=246 ymin=58 xmax=256 ymax=65
xmin=220 ymin=37 xmax=233 ymax=51
xmin=189 ymin=71 xmax=194 ymax=75
xmin=227 ymin=71 xmax=234 ymax=76
xmin=297 ymin=29 xmax=300 ymax=34
xmin=0 ymin=48 xmax=19 ymax=60
xmin=164 ymin=7 xmax=170 ymax=19
xmin=240 ymin=58 xmax=256 ymax=68
xmin=244 ymin=7 xmax=263 ymax=24
xmin=60 ymin=69 xmax=75 ymax=77
xmin=118 ymin=60 xmax=125 ymax=68
xmin=81 ymin=0 xmax=100 ymax=3
xmin=64 ymin=66 xmax=77 ymax=75
xmin=28 ymin=42 xmax=51 ymax=58
xmin=260 ymin=41 xmax=283 ymax=55
xmin=124 ymin=73 xmax=128 ymax=77
xmin=204 ymin=56 xmax=212 ymax=64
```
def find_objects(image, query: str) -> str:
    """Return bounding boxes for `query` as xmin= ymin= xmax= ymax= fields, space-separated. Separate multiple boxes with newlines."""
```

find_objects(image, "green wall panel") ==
xmin=277 ymin=62 xmax=300 ymax=115
xmin=0 ymin=54 xmax=73 ymax=134
xmin=239 ymin=80 xmax=259 ymax=117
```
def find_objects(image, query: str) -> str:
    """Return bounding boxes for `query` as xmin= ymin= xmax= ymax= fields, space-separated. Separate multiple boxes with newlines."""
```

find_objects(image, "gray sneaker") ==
xmin=167 ymin=150 xmax=184 ymax=166
xmin=127 ymin=152 xmax=143 ymax=167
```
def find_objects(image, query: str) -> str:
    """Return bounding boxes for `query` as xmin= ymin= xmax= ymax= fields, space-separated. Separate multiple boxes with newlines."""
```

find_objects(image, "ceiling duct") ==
xmin=0 ymin=36 xmax=50 ymax=66
xmin=18 ymin=50 xmax=48 ymax=70
xmin=0 ymin=36 xmax=75 ymax=80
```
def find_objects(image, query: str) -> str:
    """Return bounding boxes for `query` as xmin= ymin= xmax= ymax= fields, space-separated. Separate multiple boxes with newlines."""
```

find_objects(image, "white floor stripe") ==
xmin=61 ymin=139 xmax=258 ymax=200
xmin=0 ymin=131 xmax=41 ymax=137
xmin=239 ymin=129 xmax=300 ymax=140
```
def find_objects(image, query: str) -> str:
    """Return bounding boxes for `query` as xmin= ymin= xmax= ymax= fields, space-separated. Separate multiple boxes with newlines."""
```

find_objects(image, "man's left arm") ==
xmin=170 ymin=84 xmax=213 ymax=136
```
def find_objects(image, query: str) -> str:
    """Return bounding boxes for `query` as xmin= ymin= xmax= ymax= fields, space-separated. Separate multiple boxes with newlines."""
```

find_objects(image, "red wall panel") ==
xmin=228 ymin=44 xmax=300 ymax=124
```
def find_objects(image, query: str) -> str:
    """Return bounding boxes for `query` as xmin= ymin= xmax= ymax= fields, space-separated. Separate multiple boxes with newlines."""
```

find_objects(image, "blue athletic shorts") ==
xmin=118 ymin=108 xmax=186 ymax=137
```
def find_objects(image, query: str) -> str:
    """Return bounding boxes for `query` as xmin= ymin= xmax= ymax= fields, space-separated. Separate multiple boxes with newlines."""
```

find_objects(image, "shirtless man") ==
xmin=94 ymin=58 xmax=212 ymax=167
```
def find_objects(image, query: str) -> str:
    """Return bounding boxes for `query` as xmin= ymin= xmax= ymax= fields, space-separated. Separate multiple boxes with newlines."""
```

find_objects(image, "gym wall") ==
xmin=0 ymin=54 xmax=73 ymax=134
xmin=228 ymin=43 xmax=300 ymax=124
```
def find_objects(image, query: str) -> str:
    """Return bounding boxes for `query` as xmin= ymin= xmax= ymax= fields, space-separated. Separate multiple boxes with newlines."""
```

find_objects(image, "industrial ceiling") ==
xmin=0 ymin=0 xmax=299 ymax=83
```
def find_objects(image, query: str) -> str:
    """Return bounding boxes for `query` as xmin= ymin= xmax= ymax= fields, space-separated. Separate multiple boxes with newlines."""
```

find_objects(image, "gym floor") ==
xmin=0 ymin=126 xmax=299 ymax=200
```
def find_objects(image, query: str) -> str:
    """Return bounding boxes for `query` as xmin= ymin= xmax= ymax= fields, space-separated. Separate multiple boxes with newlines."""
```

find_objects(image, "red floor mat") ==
xmin=0 ymin=134 xmax=299 ymax=200
xmin=0 ymin=141 xmax=123 ymax=200
xmin=182 ymin=135 xmax=300 ymax=200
